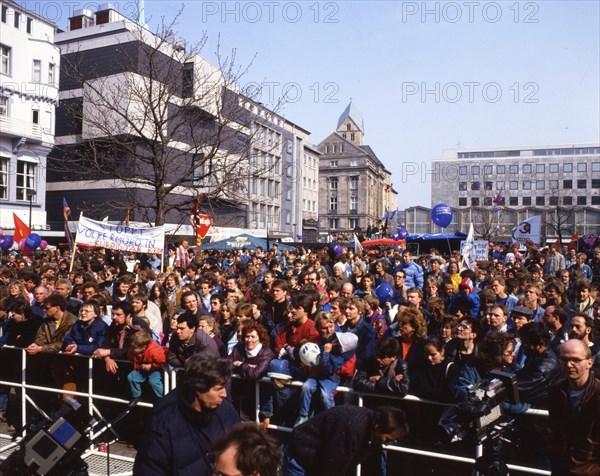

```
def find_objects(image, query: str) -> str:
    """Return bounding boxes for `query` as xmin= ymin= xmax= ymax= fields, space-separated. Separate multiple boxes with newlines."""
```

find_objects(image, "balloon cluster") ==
xmin=492 ymin=194 xmax=504 ymax=204
xmin=494 ymin=205 xmax=506 ymax=212
xmin=0 ymin=228 xmax=47 ymax=254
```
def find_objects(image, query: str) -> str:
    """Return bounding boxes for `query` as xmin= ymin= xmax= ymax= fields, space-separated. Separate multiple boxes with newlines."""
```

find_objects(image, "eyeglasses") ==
xmin=559 ymin=356 xmax=589 ymax=365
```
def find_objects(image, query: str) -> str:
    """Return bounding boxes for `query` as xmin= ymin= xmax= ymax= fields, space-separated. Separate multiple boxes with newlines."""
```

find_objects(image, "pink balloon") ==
xmin=39 ymin=240 xmax=48 ymax=250
xmin=18 ymin=238 xmax=33 ymax=255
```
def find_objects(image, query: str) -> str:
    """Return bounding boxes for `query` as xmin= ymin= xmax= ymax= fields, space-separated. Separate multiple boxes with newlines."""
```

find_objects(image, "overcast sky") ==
xmin=22 ymin=1 xmax=600 ymax=209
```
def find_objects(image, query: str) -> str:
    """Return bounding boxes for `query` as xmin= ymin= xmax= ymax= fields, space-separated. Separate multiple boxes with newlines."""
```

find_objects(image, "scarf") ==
xmin=246 ymin=343 xmax=262 ymax=357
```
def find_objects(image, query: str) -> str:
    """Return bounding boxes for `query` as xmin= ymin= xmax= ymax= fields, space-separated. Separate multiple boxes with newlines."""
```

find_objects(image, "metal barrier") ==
xmin=0 ymin=346 xmax=551 ymax=475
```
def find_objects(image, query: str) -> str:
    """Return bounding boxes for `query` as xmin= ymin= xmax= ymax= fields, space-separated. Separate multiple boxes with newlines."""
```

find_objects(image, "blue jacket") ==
xmin=447 ymin=292 xmax=480 ymax=317
xmin=394 ymin=261 xmax=424 ymax=289
xmin=341 ymin=318 xmax=376 ymax=368
xmin=134 ymin=389 xmax=240 ymax=476
xmin=61 ymin=318 xmax=108 ymax=355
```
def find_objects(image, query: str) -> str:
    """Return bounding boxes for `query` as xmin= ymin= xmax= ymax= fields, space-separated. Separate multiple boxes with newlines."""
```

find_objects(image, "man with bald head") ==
xmin=549 ymin=339 xmax=599 ymax=475
xmin=340 ymin=282 xmax=354 ymax=299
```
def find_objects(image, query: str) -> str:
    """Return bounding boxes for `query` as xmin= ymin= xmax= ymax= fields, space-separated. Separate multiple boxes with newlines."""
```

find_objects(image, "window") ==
xmin=523 ymin=164 xmax=532 ymax=174
xmin=592 ymin=196 xmax=600 ymax=206
xmin=471 ymin=181 xmax=480 ymax=190
xmin=509 ymin=181 xmax=518 ymax=190
xmin=536 ymin=164 xmax=545 ymax=173
xmin=471 ymin=197 xmax=479 ymax=206
xmin=1 ymin=44 xmax=10 ymax=75
xmin=1 ymin=5 xmax=7 ymax=23
xmin=350 ymin=196 xmax=358 ymax=212
xmin=350 ymin=159 xmax=358 ymax=166
xmin=509 ymin=165 xmax=518 ymax=174
xmin=471 ymin=166 xmax=480 ymax=175
xmin=563 ymin=163 xmax=573 ymax=173
xmin=497 ymin=165 xmax=505 ymax=174
xmin=577 ymin=180 xmax=587 ymax=189
xmin=26 ymin=17 xmax=32 ymax=34
xmin=564 ymin=180 xmax=572 ymax=189
xmin=536 ymin=180 xmax=545 ymax=190
xmin=522 ymin=196 xmax=532 ymax=206
xmin=483 ymin=197 xmax=492 ymax=206
xmin=592 ymin=179 xmax=600 ymax=189
xmin=16 ymin=161 xmax=36 ymax=201
xmin=563 ymin=196 xmax=572 ymax=206
xmin=577 ymin=196 xmax=587 ymax=206
xmin=484 ymin=165 xmax=493 ymax=175
xmin=48 ymin=63 xmax=55 ymax=86
xmin=0 ymin=96 xmax=7 ymax=117
xmin=459 ymin=182 xmax=467 ymax=191
xmin=346 ymin=123 xmax=351 ymax=131
xmin=351 ymin=133 xmax=355 ymax=142
xmin=458 ymin=197 xmax=467 ymax=206
xmin=350 ymin=176 xmax=358 ymax=190
xmin=285 ymin=211 xmax=291 ymax=225
xmin=267 ymin=180 xmax=273 ymax=197
xmin=549 ymin=196 xmax=558 ymax=206
xmin=549 ymin=164 xmax=559 ymax=173
xmin=523 ymin=180 xmax=531 ymax=190
xmin=14 ymin=11 xmax=20 ymax=28
xmin=286 ymin=189 xmax=292 ymax=201
xmin=549 ymin=180 xmax=558 ymax=189
xmin=349 ymin=218 xmax=359 ymax=230
xmin=509 ymin=197 xmax=518 ymax=206
xmin=0 ymin=158 xmax=7 ymax=199
xmin=330 ymin=160 xmax=338 ymax=167
xmin=459 ymin=166 xmax=467 ymax=176
xmin=330 ymin=196 xmax=337 ymax=211
xmin=497 ymin=181 xmax=505 ymax=190
xmin=32 ymin=60 xmax=41 ymax=83
xmin=485 ymin=181 xmax=493 ymax=191
xmin=32 ymin=109 xmax=39 ymax=125
xmin=329 ymin=218 xmax=339 ymax=229
xmin=592 ymin=163 xmax=600 ymax=172
xmin=577 ymin=163 xmax=587 ymax=172
xmin=329 ymin=177 xmax=338 ymax=190
xmin=536 ymin=197 xmax=545 ymax=206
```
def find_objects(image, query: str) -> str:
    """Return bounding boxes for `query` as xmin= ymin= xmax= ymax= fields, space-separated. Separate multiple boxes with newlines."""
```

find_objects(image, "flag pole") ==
xmin=69 ymin=212 xmax=82 ymax=273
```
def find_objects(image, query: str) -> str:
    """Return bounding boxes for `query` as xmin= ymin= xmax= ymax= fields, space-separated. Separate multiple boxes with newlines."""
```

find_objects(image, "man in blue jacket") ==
xmin=134 ymin=355 xmax=240 ymax=475
xmin=393 ymin=250 xmax=423 ymax=290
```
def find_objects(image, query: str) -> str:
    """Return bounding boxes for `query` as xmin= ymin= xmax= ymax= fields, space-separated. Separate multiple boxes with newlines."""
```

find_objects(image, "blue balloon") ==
xmin=25 ymin=233 xmax=42 ymax=250
xmin=431 ymin=204 xmax=453 ymax=228
xmin=392 ymin=232 xmax=401 ymax=241
xmin=375 ymin=282 xmax=396 ymax=304
xmin=397 ymin=227 xmax=409 ymax=239
xmin=333 ymin=244 xmax=343 ymax=255
xmin=0 ymin=236 xmax=14 ymax=251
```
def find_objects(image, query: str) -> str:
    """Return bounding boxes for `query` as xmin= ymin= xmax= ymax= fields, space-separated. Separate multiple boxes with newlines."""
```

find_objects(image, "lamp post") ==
xmin=26 ymin=190 xmax=36 ymax=229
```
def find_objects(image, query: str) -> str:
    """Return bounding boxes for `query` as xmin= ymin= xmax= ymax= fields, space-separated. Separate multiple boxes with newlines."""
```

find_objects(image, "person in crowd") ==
xmin=447 ymin=277 xmax=480 ymax=318
xmin=27 ymin=294 xmax=77 ymax=356
xmin=339 ymin=295 xmax=376 ymax=367
xmin=198 ymin=315 xmax=227 ymax=357
xmin=163 ymin=273 xmax=182 ymax=306
xmin=546 ymin=243 xmax=566 ymax=276
xmin=396 ymin=307 xmax=428 ymax=371
xmin=394 ymin=250 xmax=423 ymax=290
xmin=131 ymin=293 xmax=162 ymax=341
xmin=167 ymin=313 xmax=219 ymax=369
xmin=568 ymin=312 xmax=600 ymax=357
xmin=510 ymin=305 xmax=534 ymax=368
xmin=544 ymin=279 xmax=569 ymax=307
xmin=411 ymin=335 xmax=459 ymax=403
xmin=490 ymin=276 xmax=518 ymax=313
xmin=424 ymin=256 xmax=444 ymax=287
xmin=565 ymin=278 xmax=594 ymax=321
xmin=134 ymin=355 xmax=240 ymax=475
xmin=485 ymin=304 xmax=512 ymax=334
xmin=127 ymin=330 xmax=167 ymax=401
xmin=54 ymin=279 xmax=83 ymax=316
xmin=62 ymin=300 xmax=108 ymax=356
xmin=542 ymin=305 xmax=569 ymax=356
xmin=444 ymin=261 xmax=462 ymax=292
xmin=31 ymin=285 xmax=49 ymax=318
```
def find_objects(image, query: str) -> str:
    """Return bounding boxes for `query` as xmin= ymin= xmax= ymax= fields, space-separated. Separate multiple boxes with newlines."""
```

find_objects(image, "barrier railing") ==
xmin=0 ymin=346 xmax=551 ymax=475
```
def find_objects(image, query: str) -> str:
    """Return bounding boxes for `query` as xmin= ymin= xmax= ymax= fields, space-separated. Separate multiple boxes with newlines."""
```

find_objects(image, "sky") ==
xmin=20 ymin=1 xmax=600 ymax=209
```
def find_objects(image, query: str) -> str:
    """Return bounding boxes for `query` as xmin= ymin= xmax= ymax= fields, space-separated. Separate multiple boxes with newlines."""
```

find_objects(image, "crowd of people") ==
xmin=0 ymin=238 xmax=599 ymax=475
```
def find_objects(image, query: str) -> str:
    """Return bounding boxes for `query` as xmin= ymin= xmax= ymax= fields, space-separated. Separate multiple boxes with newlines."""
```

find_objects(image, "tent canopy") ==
xmin=202 ymin=234 xmax=294 ymax=251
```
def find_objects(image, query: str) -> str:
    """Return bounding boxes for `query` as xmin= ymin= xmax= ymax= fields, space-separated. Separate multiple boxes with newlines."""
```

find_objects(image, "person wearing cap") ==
xmin=511 ymin=305 xmax=534 ymax=368
xmin=447 ymin=277 xmax=480 ymax=318
xmin=424 ymin=256 xmax=444 ymax=287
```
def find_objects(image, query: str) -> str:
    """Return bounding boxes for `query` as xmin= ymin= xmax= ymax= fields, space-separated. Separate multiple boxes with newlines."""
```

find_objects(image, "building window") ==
xmin=536 ymin=180 xmax=545 ymax=190
xmin=536 ymin=164 xmax=545 ymax=173
xmin=285 ymin=211 xmax=291 ymax=225
xmin=459 ymin=166 xmax=467 ymax=176
xmin=350 ymin=196 xmax=358 ymax=212
xmin=32 ymin=109 xmax=39 ymax=125
xmin=497 ymin=181 xmax=505 ymax=190
xmin=1 ymin=44 xmax=10 ymax=75
xmin=346 ymin=123 xmax=351 ymax=131
xmin=523 ymin=164 xmax=532 ymax=174
xmin=536 ymin=197 xmax=545 ymax=206
xmin=471 ymin=197 xmax=479 ymax=206
xmin=459 ymin=182 xmax=467 ymax=191
xmin=509 ymin=165 xmax=518 ymax=174
xmin=577 ymin=163 xmax=587 ymax=172
xmin=1 ymin=5 xmax=7 ymax=23
xmin=350 ymin=159 xmax=358 ymax=166
xmin=592 ymin=162 xmax=600 ymax=172
xmin=592 ymin=179 xmax=600 ymax=189
xmin=16 ymin=161 xmax=36 ymax=201
xmin=564 ymin=180 xmax=572 ymax=189
xmin=26 ymin=17 xmax=32 ymax=33
xmin=14 ymin=11 xmax=20 ymax=28
xmin=32 ymin=60 xmax=41 ymax=83
xmin=483 ymin=197 xmax=492 ymax=206
xmin=497 ymin=165 xmax=505 ymax=174
xmin=458 ymin=197 xmax=467 ymax=206
xmin=522 ymin=196 xmax=532 ymax=206
xmin=0 ymin=96 xmax=7 ymax=117
xmin=0 ymin=158 xmax=7 ymax=199
xmin=563 ymin=163 xmax=573 ymax=173
xmin=484 ymin=181 xmax=493 ymax=191
xmin=577 ymin=196 xmax=586 ymax=206
xmin=350 ymin=133 xmax=355 ymax=141
xmin=342 ymin=133 xmax=346 ymax=139
xmin=329 ymin=218 xmax=338 ymax=229
xmin=523 ymin=180 xmax=531 ymax=190
xmin=509 ymin=181 xmax=518 ymax=190
xmin=549 ymin=196 xmax=558 ymax=206
xmin=484 ymin=165 xmax=493 ymax=175
xmin=592 ymin=196 xmax=600 ymax=206
xmin=349 ymin=218 xmax=359 ymax=230
xmin=509 ymin=197 xmax=518 ymax=206
xmin=329 ymin=177 xmax=338 ymax=190
xmin=471 ymin=181 xmax=480 ymax=191
xmin=471 ymin=165 xmax=480 ymax=175
xmin=549 ymin=180 xmax=558 ymax=189
xmin=286 ymin=189 xmax=292 ymax=201
xmin=350 ymin=176 xmax=358 ymax=189
xmin=330 ymin=196 xmax=337 ymax=211
xmin=48 ymin=63 xmax=55 ymax=86
xmin=563 ymin=196 xmax=572 ymax=206
xmin=577 ymin=180 xmax=587 ymax=189
xmin=330 ymin=160 xmax=338 ymax=167
xmin=549 ymin=164 xmax=559 ymax=173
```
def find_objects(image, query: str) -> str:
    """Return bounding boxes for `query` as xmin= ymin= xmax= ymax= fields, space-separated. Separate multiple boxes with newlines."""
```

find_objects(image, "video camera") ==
xmin=440 ymin=370 xmax=520 ymax=443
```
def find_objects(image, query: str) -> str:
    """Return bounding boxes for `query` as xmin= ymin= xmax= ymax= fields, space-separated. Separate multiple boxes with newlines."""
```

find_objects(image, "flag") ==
xmin=13 ymin=213 xmax=31 ymax=242
xmin=125 ymin=208 xmax=131 ymax=226
xmin=381 ymin=209 xmax=389 ymax=220
xmin=568 ymin=230 xmax=579 ymax=249
xmin=462 ymin=223 xmax=476 ymax=270
xmin=64 ymin=221 xmax=73 ymax=251
xmin=353 ymin=233 xmax=363 ymax=254
xmin=63 ymin=197 xmax=71 ymax=221
xmin=511 ymin=215 xmax=542 ymax=245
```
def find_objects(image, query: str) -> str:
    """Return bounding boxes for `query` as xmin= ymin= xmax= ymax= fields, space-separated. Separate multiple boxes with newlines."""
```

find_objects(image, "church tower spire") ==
xmin=336 ymin=101 xmax=364 ymax=145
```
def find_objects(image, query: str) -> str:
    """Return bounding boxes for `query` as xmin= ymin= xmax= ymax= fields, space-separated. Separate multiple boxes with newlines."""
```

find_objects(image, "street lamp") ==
xmin=26 ymin=190 xmax=36 ymax=229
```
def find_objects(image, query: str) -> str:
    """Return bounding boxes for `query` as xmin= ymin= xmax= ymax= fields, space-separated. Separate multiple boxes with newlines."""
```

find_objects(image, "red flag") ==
xmin=13 ymin=213 xmax=31 ymax=242
xmin=568 ymin=230 xmax=579 ymax=249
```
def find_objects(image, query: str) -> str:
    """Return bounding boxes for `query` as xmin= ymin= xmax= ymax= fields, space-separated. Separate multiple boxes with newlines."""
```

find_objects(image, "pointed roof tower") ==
xmin=336 ymin=101 xmax=364 ymax=145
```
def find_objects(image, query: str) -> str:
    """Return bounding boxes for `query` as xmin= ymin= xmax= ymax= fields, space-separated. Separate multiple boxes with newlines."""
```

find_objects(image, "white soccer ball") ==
xmin=299 ymin=342 xmax=321 ymax=367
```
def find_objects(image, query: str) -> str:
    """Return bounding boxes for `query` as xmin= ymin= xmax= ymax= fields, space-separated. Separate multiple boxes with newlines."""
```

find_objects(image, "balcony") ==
xmin=0 ymin=116 xmax=52 ymax=145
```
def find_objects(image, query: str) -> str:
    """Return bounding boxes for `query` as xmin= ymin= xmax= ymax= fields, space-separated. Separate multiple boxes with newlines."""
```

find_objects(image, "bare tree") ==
xmin=51 ymin=10 xmax=282 ymax=227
